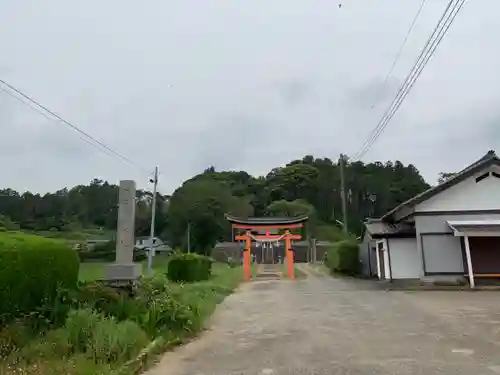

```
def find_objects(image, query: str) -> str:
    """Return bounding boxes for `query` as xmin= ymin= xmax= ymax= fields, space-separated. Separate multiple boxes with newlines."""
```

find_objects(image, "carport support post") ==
xmin=463 ymin=235 xmax=475 ymax=289
xmin=375 ymin=243 xmax=381 ymax=280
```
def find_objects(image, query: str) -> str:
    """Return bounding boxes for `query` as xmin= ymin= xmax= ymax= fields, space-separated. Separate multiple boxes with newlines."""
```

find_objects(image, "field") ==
xmin=78 ymin=253 xmax=172 ymax=282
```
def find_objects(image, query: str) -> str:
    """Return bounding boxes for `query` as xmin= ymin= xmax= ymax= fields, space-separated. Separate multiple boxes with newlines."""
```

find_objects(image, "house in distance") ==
xmin=360 ymin=150 xmax=500 ymax=288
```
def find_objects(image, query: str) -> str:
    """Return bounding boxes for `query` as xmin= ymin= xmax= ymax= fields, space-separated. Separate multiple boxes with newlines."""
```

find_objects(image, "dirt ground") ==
xmin=144 ymin=264 xmax=500 ymax=375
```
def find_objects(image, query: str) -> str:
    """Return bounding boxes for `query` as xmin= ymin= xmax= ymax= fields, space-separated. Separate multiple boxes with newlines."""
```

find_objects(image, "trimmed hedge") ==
xmin=0 ymin=232 xmax=80 ymax=323
xmin=167 ymin=253 xmax=213 ymax=282
xmin=325 ymin=240 xmax=360 ymax=275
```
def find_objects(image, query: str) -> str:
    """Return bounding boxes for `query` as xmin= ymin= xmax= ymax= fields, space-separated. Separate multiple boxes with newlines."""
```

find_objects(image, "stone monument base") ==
xmin=105 ymin=263 xmax=142 ymax=281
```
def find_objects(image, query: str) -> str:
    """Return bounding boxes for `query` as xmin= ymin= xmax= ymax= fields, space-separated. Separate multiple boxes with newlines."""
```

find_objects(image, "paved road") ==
xmin=146 ymin=265 xmax=500 ymax=375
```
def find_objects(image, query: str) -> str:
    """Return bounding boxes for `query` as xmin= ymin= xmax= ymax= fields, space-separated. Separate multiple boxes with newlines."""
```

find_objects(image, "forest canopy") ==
xmin=0 ymin=155 xmax=430 ymax=252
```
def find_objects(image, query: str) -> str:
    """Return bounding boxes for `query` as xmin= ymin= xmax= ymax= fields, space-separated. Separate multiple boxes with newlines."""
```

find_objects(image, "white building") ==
xmin=360 ymin=150 xmax=500 ymax=288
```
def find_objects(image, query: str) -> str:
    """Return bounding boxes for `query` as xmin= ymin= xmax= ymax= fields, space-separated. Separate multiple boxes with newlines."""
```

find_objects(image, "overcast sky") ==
xmin=1 ymin=0 xmax=498 ymax=194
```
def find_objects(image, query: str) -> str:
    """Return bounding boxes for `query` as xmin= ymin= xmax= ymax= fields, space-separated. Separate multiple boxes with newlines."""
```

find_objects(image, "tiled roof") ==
xmin=225 ymin=214 xmax=309 ymax=226
xmin=381 ymin=150 xmax=500 ymax=222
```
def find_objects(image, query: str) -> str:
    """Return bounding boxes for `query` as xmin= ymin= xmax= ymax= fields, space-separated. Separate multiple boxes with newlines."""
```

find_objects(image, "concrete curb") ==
xmin=384 ymin=286 xmax=500 ymax=292
xmin=114 ymin=336 xmax=183 ymax=375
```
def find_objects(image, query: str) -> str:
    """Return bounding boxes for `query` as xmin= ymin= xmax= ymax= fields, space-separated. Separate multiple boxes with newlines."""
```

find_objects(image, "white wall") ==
xmin=376 ymin=239 xmax=391 ymax=280
xmin=416 ymin=165 xmax=500 ymax=212
xmin=388 ymin=238 xmax=420 ymax=279
xmin=421 ymin=234 xmax=464 ymax=274
xmin=359 ymin=232 xmax=372 ymax=277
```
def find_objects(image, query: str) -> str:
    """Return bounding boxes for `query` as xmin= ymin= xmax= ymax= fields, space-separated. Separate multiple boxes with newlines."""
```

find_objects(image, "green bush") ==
xmin=64 ymin=309 xmax=101 ymax=353
xmin=325 ymin=240 xmax=360 ymax=275
xmin=88 ymin=318 xmax=148 ymax=364
xmin=63 ymin=308 xmax=148 ymax=364
xmin=19 ymin=328 xmax=73 ymax=361
xmin=0 ymin=319 xmax=34 ymax=358
xmin=167 ymin=253 xmax=213 ymax=282
xmin=76 ymin=282 xmax=146 ymax=322
xmin=0 ymin=232 xmax=80 ymax=323
xmin=142 ymin=294 xmax=197 ymax=336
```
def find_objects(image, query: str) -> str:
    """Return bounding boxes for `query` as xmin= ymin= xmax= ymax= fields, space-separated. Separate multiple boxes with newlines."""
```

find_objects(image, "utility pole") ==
xmin=339 ymin=154 xmax=348 ymax=233
xmin=187 ymin=221 xmax=191 ymax=253
xmin=147 ymin=166 xmax=159 ymax=275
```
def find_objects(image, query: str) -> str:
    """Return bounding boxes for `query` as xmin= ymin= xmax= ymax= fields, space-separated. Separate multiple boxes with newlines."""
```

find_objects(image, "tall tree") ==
xmin=437 ymin=172 xmax=457 ymax=184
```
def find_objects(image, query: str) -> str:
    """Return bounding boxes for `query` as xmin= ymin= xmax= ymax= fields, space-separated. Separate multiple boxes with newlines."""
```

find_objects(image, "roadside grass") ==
xmin=293 ymin=265 xmax=307 ymax=279
xmin=1 ymin=263 xmax=242 ymax=375
xmin=280 ymin=263 xmax=307 ymax=279
xmin=311 ymin=262 xmax=330 ymax=275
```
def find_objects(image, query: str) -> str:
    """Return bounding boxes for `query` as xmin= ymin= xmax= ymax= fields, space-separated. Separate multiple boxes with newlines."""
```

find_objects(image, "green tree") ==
xmin=438 ymin=172 xmax=457 ymax=184
xmin=266 ymin=163 xmax=319 ymax=203
xmin=266 ymin=199 xmax=314 ymax=217
xmin=167 ymin=178 xmax=241 ymax=254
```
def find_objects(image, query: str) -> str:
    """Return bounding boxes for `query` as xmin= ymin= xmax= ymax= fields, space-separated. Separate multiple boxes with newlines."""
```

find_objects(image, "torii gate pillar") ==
xmin=236 ymin=230 xmax=301 ymax=281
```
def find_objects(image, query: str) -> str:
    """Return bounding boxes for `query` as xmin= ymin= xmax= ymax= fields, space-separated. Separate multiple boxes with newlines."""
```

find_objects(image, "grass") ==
xmin=1 ymin=263 xmax=242 ymax=375
xmin=293 ymin=265 xmax=307 ymax=279
xmin=78 ymin=253 xmax=172 ymax=282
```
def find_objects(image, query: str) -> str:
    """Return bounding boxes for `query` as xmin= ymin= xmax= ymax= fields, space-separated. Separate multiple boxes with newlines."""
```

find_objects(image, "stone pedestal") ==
xmin=105 ymin=180 xmax=142 ymax=282
xmin=105 ymin=263 xmax=142 ymax=281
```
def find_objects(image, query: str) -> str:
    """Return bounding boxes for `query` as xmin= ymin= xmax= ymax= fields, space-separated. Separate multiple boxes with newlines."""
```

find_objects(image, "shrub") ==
xmin=88 ymin=318 xmax=148 ymax=364
xmin=167 ymin=253 xmax=213 ymax=282
xmin=138 ymin=273 xmax=171 ymax=301
xmin=325 ymin=240 xmax=360 ymax=275
xmin=142 ymin=294 xmax=197 ymax=336
xmin=227 ymin=257 xmax=240 ymax=268
xmin=0 ymin=319 xmax=34 ymax=358
xmin=63 ymin=308 xmax=148 ymax=364
xmin=0 ymin=232 xmax=80 ymax=323
xmin=19 ymin=328 xmax=73 ymax=361
xmin=76 ymin=282 xmax=146 ymax=322
xmin=64 ymin=309 xmax=101 ymax=353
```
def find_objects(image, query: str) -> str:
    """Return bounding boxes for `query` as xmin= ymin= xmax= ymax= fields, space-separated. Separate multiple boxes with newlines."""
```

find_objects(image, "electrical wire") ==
xmin=0 ymin=79 xmax=151 ymax=174
xmin=0 ymin=86 xmax=125 ymax=162
xmin=354 ymin=0 xmax=459 ymax=160
xmin=370 ymin=0 xmax=428 ymax=110
xmin=355 ymin=0 xmax=465 ymax=160
xmin=353 ymin=0 xmax=467 ymax=161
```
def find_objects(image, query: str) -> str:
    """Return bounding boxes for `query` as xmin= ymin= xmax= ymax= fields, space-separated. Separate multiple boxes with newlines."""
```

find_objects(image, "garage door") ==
xmin=467 ymin=237 xmax=500 ymax=275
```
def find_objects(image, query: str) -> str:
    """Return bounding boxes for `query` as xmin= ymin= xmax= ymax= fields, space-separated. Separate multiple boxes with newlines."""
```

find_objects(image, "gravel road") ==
xmin=145 ymin=264 xmax=500 ymax=375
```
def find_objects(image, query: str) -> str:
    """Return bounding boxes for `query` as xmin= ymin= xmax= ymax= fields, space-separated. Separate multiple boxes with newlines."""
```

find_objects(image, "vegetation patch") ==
xmin=0 ymin=232 xmax=80 ymax=324
xmin=0 ymin=261 xmax=242 ymax=375
xmin=325 ymin=240 xmax=360 ymax=276
xmin=167 ymin=253 xmax=213 ymax=282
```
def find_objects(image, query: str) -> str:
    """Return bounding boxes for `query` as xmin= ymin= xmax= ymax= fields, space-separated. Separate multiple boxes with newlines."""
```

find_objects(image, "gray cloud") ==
xmin=1 ymin=0 xmax=499 ymax=194
xmin=275 ymin=80 xmax=314 ymax=108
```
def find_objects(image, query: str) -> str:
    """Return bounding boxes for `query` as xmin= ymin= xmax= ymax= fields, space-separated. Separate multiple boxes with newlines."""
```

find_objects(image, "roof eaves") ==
xmin=224 ymin=214 xmax=309 ymax=225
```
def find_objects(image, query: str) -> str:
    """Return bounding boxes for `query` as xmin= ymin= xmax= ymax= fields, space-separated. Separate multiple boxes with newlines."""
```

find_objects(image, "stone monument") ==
xmin=105 ymin=180 xmax=142 ymax=282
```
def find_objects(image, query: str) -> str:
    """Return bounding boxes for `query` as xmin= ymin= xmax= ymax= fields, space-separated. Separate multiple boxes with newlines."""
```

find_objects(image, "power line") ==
xmin=0 ymin=79 xmax=151 ymax=174
xmin=0 ymin=86 xmax=125 ymax=162
xmin=355 ymin=0 xmax=465 ymax=160
xmin=370 ymin=0 xmax=428 ymax=110
xmin=353 ymin=0 xmax=466 ymax=161
xmin=354 ymin=0 xmax=460 ymax=160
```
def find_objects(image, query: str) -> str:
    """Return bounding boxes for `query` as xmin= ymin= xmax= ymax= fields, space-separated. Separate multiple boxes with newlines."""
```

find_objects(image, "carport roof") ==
xmin=447 ymin=220 xmax=500 ymax=236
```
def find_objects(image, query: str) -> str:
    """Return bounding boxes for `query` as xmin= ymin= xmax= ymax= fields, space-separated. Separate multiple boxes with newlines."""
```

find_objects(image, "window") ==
xmin=475 ymin=172 xmax=490 ymax=183
xmin=492 ymin=172 xmax=500 ymax=179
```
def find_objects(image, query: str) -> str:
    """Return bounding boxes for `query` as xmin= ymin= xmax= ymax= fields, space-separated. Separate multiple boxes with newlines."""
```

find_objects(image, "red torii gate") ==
xmin=225 ymin=215 xmax=309 ymax=281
